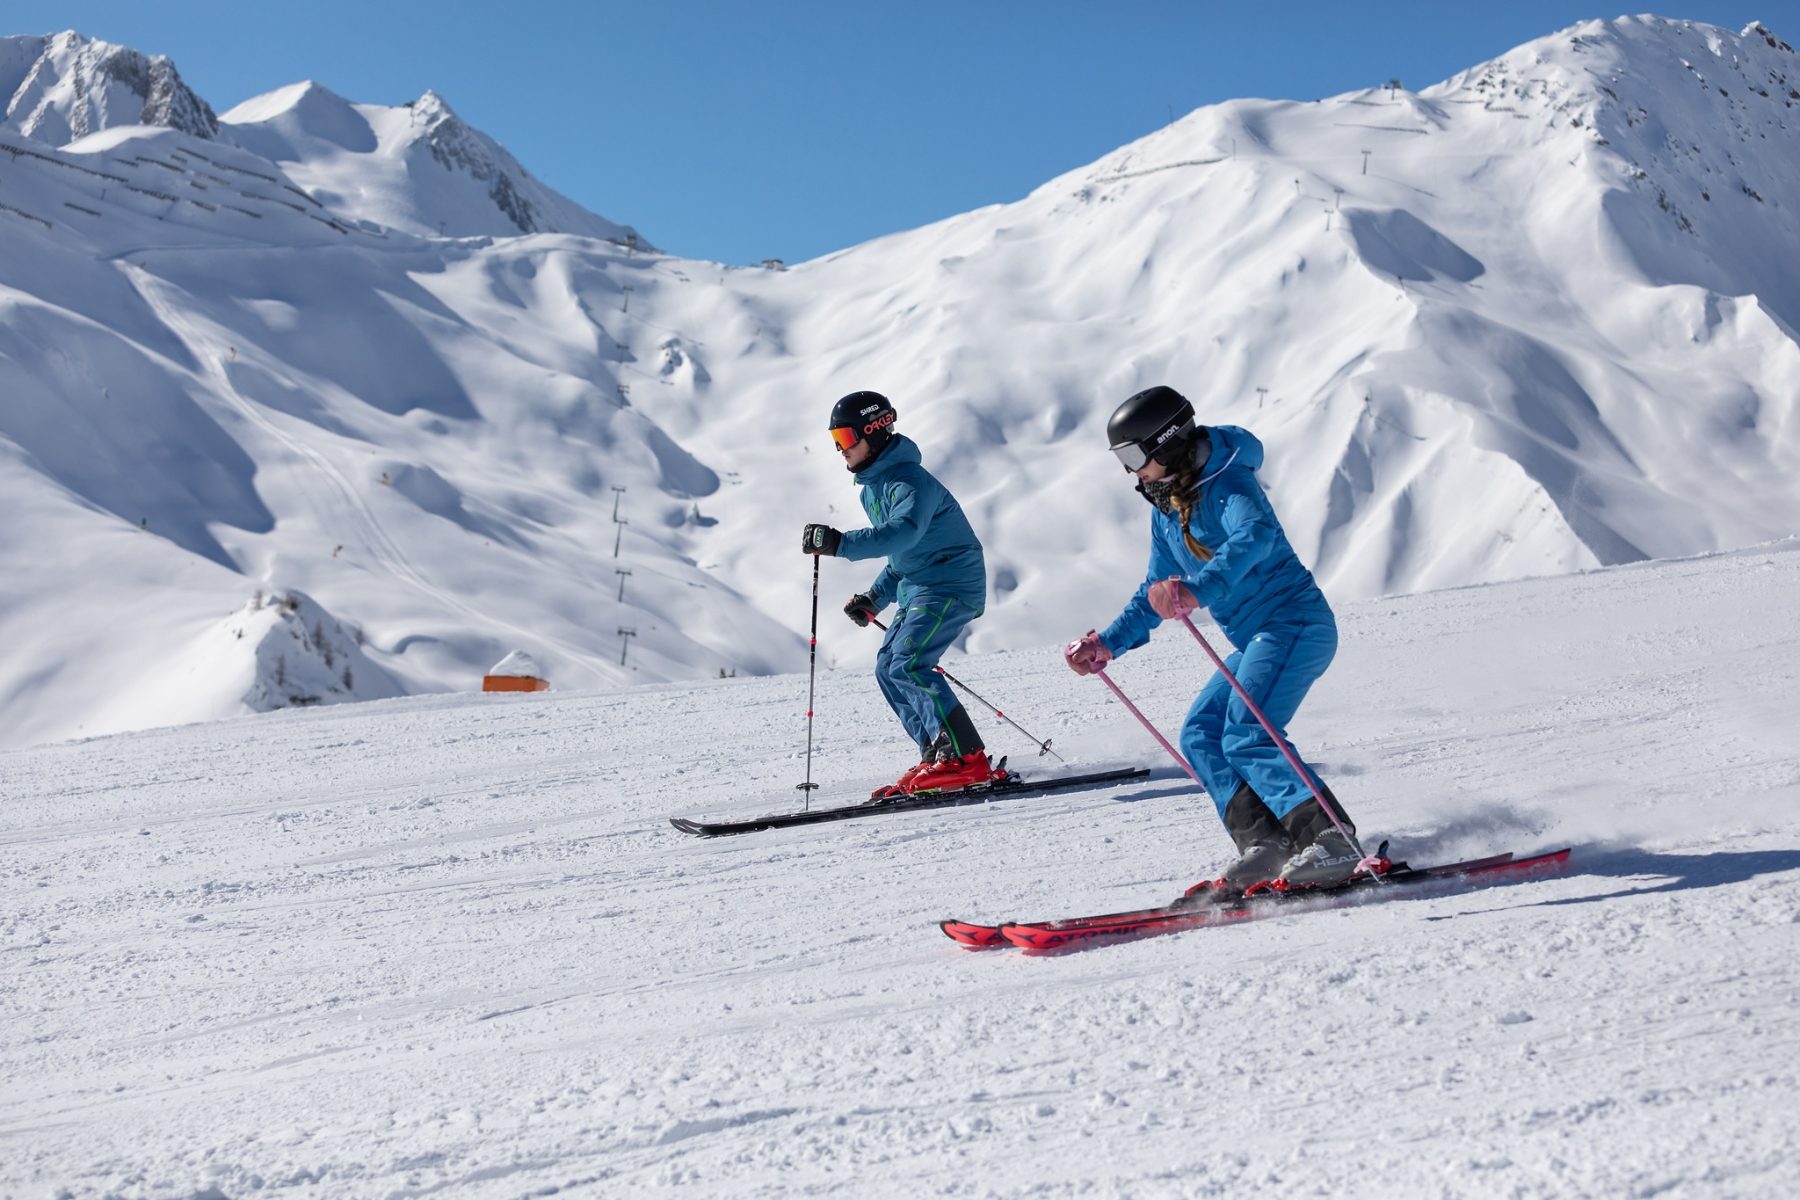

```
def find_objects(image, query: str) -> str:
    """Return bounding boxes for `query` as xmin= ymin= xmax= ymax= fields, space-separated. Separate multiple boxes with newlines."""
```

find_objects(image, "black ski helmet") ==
xmin=828 ymin=390 xmax=898 ymax=456
xmin=1107 ymin=385 xmax=1196 ymax=471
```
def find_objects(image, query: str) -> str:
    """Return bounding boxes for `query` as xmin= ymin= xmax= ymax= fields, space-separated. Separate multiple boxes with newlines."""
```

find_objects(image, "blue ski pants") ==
xmin=876 ymin=593 xmax=979 ymax=753
xmin=1180 ymin=619 xmax=1337 ymax=820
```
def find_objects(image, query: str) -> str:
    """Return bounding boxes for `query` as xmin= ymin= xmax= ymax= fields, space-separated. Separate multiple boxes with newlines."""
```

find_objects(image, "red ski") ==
xmin=940 ymin=847 xmax=1571 ymax=951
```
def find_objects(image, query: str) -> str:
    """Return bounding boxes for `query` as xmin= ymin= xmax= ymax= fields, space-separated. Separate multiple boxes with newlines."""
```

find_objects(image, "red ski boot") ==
xmin=907 ymin=750 xmax=1002 ymax=793
xmin=869 ymin=756 xmax=937 ymax=801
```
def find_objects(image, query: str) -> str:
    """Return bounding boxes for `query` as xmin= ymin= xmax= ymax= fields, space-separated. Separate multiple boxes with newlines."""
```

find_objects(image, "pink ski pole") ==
xmin=1092 ymin=666 xmax=1206 ymax=789
xmin=1173 ymin=612 xmax=1379 ymax=874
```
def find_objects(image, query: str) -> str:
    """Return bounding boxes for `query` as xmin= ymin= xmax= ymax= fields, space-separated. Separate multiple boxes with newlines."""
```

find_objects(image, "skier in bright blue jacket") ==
xmin=802 ymin=391 xmax=1001 ymax=796
xmin=1064 ymin=385 xmax=1362 ymax=891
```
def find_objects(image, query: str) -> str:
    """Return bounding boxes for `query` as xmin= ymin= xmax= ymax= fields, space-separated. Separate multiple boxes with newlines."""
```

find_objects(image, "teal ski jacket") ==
xmin=837 ymin=435 xmax=986 ymax=612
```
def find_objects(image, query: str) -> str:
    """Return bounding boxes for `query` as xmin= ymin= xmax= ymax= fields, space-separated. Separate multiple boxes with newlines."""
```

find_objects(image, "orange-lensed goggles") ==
xmin=829 ymin=426 xmax=861 ymax=451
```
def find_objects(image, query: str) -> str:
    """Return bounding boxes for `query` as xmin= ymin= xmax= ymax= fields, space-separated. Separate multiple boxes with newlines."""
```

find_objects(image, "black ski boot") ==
xmin=1275 ymin=786 xmax=1363 ymax=888
xmin=1210 ymin=783 xmax=1295 ymax=897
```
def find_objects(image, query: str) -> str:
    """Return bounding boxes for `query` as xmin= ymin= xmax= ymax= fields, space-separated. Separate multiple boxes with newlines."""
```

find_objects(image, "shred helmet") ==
xmin=828 ymin=391 xmax=898 ymax=457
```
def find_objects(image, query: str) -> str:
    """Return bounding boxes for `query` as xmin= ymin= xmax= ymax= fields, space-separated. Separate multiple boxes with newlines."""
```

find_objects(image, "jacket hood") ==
xmin=853 ymin=433 xmax=920 ymax=484
xmin=1198 ymin=425 xmax=1265 ymax=477
xmin=1135 ymin=426 xmax=1263 ymax=514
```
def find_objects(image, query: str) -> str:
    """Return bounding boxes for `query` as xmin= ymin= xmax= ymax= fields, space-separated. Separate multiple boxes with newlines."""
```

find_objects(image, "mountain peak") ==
xmin=1745 ymin=21 xmax=1795 ymax=53
xmin=0 ymin=30 xmax=218 ymax=145
xmin=218 ymin=80 xmax=647 ymax=243
xmin=222 ymin=80 xmax=377 ymax=156
xmin=412 ymin=89 xmax=455 ymax=118
xmin=1430 ymin=14 xmax=1798 ymax=112
xmin=222 ymin=79 xmax=350 ymax=122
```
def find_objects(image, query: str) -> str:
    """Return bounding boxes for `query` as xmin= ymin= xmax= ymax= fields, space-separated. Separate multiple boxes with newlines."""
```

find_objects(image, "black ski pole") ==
xmin=868 ymin=616 xmax=1064 ymax=761
xmin=797 ymin=553 xmax=823 ymax=806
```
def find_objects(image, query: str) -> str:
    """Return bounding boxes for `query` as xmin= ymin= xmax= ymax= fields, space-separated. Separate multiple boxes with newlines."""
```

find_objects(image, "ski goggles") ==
xmin=1110 ymin=416 xmax=1196 ymax=472
xmin=829 ymin=425 xmax=862 ymax=452
xmin=1110 ymin=440 xmax=1156 ymax=472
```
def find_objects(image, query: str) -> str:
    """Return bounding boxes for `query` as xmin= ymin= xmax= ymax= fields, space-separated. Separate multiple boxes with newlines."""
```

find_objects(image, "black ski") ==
xmin=669 ymin=767 xmax=1152 ymax=837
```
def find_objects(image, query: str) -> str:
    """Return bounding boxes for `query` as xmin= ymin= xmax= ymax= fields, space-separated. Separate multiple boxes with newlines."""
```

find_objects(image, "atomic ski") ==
xmin=941 ymin=846 xmax=1572 ymax=950
xmin=670 ymin=766 xmax=1152 ymax=837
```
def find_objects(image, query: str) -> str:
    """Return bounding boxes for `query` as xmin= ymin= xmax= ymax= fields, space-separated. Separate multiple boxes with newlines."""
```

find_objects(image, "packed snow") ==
xmin=3 ymin=543 xmax=1798 ymax=1197
xmin=1 ymin=17 xmax=1797 ymax=748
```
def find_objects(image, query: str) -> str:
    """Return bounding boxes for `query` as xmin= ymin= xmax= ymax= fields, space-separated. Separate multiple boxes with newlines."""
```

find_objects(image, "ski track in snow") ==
xmin=3 ymin=545 xmax=1798 ymax=1197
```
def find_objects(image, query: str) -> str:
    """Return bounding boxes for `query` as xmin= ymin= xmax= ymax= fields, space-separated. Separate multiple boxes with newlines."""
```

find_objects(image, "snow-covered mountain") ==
xmin=0 ymin=30 xmax=218 ymax=144
xmin=220 ymin=82 xmax=648 ymax=242
xmin=0 ymin=32 xmax=648 ymax=243
xmin=1 ymin=17 xmax=1796 ymax=749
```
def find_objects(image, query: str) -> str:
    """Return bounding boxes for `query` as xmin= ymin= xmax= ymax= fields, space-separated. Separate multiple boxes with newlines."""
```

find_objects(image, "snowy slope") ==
xmin=2 ymin=16 xmax=1798 ymax=750
xmin=3 ymin=544 xmax=1797 ymax=1197
xmin=0 ymin=121 xmax=769 ymax=748
xmin=689 ymin=15 xmax=1800 ymax=647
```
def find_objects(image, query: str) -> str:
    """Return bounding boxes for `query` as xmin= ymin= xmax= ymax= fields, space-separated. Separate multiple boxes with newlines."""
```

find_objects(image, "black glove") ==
xmin=844 ymin=594 xmax=878 ymax=627
xmin=802 ymin=523 xmax=842 ymax=556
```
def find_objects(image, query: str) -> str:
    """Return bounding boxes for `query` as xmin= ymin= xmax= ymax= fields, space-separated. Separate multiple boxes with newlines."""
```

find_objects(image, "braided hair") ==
xmin=1170 ymin=456 xmax=1215 ymax=563
xmin=1137 ymin=431 xmax=1215 ymax=563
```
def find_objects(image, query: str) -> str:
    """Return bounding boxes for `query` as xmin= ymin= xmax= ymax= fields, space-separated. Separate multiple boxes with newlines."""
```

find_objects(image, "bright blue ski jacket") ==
xmin=1100 ymin=425 xmax=1332 ymax=654
xmin=837 ymin=435 xmax=986 ymax=612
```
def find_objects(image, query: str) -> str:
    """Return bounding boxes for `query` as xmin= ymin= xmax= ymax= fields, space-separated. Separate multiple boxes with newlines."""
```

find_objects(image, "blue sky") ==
xmin=6 ymin=3 xmax=1767 ymax=264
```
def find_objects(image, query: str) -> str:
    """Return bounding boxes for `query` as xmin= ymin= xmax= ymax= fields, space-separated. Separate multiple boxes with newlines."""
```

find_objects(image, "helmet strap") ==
xmin=845 ymin=429 xmax=897 ymax=473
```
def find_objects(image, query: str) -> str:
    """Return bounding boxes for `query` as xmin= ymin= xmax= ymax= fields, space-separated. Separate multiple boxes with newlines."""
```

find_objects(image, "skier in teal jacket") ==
xmin=802 ymin=391 xmax=999 ymax=796
xmin=1065 ymin=385 xmax=1362 ymax=891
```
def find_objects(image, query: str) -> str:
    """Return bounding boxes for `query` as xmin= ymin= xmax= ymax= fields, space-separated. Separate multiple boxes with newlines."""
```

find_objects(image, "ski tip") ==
xmin=940 ymin=919 xmax=1009 ymax=949
xmin=996 ymin=923 xmax=1052 ymax=951
xmin=1454 ymin=846 xmax=1572 ymax=878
